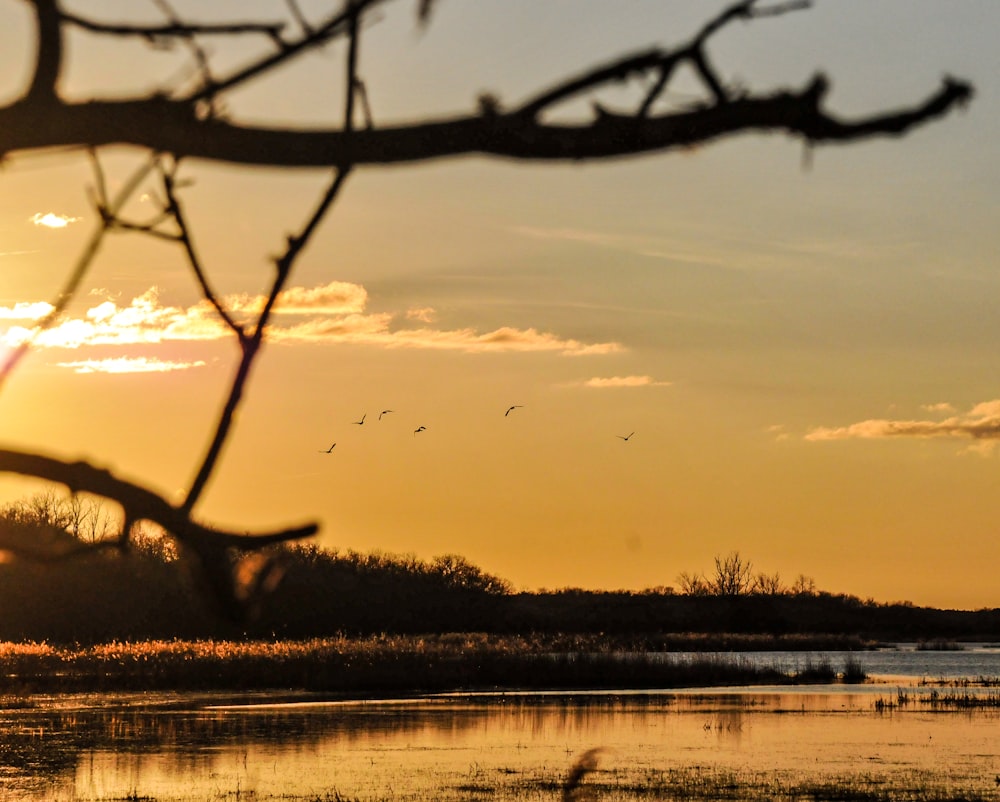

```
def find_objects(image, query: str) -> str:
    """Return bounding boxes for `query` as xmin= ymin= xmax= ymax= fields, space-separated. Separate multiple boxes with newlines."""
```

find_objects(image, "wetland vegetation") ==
xmin=0 ymin=634 xmax=871 ymax=695
xmin=2 ymin=497 xmax=999 ymax=800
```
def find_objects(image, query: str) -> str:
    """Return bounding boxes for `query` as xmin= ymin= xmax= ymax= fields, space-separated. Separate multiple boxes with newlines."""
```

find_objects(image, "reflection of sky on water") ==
xmin=1 ymin=685 xmax=998 ymax=802
xmin=3 ymin=646 xmax=1000 ymax=800
xmin=664 ymin=643 xmax=1000 ymax=680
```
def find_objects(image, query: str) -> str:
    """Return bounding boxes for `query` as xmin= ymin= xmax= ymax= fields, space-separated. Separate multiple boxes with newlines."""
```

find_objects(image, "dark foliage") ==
xmin=1 ymin=508 xmax=999 ymax=644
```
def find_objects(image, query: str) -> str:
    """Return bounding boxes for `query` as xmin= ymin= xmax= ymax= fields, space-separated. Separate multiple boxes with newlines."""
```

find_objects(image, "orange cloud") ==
xmin=1 ymin=283 xmax=621 ymax=364
xmin=272 ymin=320 xmax=620 ymax=355
xmin=406 ymin=307 xmax=437 ymax=323
xmin=2 ymin=289 xmax=229 ymax=349
xmin=806 ymin=400 xmax=1000 ymax=443
xmin=582 ymin=375 xmax=671 ymax=388
xmin=227 ymin=281 xmax=368 ymax=316
xmin=57 ymin=357 xmax=207 ymax=374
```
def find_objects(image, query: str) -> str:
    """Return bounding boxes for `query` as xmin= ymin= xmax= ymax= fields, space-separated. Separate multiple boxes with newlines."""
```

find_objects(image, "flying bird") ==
xmin=413 ymin=425 xmax=426 ymax=435
xmin=505 ymin=405 xmax=523 ymax=417
xmin=318 ymin=443 xmax=336 ymax=453
xmin=617 ymin=432 xmax=635 ymax=441
xmin=352 ymin=414 xmax=366 ymax=425
xmin=379 ymin=409 xmax=394 ymax=420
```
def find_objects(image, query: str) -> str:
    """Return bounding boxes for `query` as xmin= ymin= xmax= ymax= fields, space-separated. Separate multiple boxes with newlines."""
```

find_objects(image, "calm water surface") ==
xmin=2 ymin=644 xmax=999 ymax=802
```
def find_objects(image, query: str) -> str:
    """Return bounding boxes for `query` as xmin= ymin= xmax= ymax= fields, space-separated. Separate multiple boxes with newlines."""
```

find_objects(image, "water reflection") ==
xmin=1 ymin=688 xmax=999 ymax=801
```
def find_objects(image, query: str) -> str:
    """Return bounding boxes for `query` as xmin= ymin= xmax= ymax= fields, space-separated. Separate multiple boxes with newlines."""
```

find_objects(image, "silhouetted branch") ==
xmin=159 ymin=162 xmax=247 ymax=336
xmin=0 ymin=75 xmax=971 ymax=168
xmin=25 ymin=0 xmax=62 ymax=105
xmin=184 ymin=0 xmax=390 ymax=104
xmin=519 ymin=0 xmax=809 ymax=119
xmin=61 ymin=11 xmax=287 ymax=43
xmin=344 ymin=2 xmax=362 ymax=134
xmin=0 ymin=156 xmax=157 ymax=393
xmin=0 ymin=450 xmax=318 ymax=551
xmin=180 ymin=166 xmax=352 ymax=514
xmin=285 ymin=0 xmax=315 ymax=38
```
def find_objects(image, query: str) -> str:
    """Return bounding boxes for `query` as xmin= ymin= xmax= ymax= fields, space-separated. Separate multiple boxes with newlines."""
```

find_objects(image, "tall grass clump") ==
xmin=0 ymin=635 xmax=879 ymax=694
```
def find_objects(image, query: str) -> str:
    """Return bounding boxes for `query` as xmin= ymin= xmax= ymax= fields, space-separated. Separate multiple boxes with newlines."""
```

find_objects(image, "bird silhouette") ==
xmin=318 ymin=443 xmax=336 ymax=453
xmin=352 ymin=414 xmax=366 ymax=425
xmin=379 ymin=409 xmax=393 ymax=420
xmin=505 ymin=405 xmax=523 ymax=416
xmin=413 ymin=425 xmax=426 ymax=435
xmin=617 ymin=431 xmax=635 ymax=441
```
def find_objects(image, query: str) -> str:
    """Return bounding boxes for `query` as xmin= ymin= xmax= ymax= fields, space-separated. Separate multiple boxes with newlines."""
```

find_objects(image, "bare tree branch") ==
xmin=0 ymin=156 xmax=157 ymax=393
xmin=25 ymin=0 xmax=62 ymax=104
xmin=184 ymin=0 xmax=390 ymax=104
xmin=0 ymin=449 xmax=318 ymax=550
xmin=0 ymin=75 xmax=972 ymax=168
xmin=180 ymin=166 xmax=352 ymax=514
xmin=344 ymin=2 xmax=362 ymax=134
xmin=159 ymin=162 xmax=246 ymax=336
xmin=60 ymin=11 xmax=287 ymax=43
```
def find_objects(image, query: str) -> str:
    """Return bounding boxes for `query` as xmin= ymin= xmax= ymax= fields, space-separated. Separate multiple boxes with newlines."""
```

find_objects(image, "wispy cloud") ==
xmin=767 ymin=424 xmax=790 ymax=442
xmin=1 ymin=282 xmax=621 ymax=366
xmin=406 ymin=307 xmax=437 ymax=323
xmin=57 ymin=357 xmax=207 ymax=374
xmin=31 ymin=212 xmax=81 ymax=229
xmin=510 ymin=224 xmax=740 ymax=270
xmin=806 ymin=400 xmax=1000 ymax=445
xmin=512 ymin=226 xmax=620 ymax=248
xmin=581 ymin=375 xmax=671 ymax=388
xmin=0 ymin=249 xmax=40 ymax=258
xmin=270 ymin=320 xmax=620 ymax=355
xmin=227 ymin=281 xmax=367 ymax=316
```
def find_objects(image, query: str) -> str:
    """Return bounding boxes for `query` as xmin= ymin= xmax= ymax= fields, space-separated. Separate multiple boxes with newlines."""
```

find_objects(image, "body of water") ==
xmin=2 ymin=644 xmax=999 ymax=802
xmin=670 ymin=641 xmax=1000 ymax=681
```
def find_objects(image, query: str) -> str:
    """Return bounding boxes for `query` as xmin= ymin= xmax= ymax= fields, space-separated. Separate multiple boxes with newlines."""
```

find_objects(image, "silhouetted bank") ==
xmin=0 ymin=534 xmax=997 ymax=644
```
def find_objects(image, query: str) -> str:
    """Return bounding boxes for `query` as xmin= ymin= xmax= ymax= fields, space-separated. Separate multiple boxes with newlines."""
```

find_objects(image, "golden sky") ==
xmin=1 ymin=1 xmax=999 ymax=608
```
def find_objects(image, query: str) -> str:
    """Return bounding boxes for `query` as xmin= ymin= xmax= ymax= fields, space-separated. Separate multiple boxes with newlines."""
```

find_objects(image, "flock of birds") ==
xmin=318 ymin=405 xmax=635 ymax=452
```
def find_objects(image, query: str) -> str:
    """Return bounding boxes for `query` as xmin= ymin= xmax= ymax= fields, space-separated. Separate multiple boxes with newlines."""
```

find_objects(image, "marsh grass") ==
xmin=0 ymin=635 xmax=868 ymax=694
xmin=923 ymin=689 xmax=1000 ymax=709
xmin=457 ymin=762 xmax=996 ymax=802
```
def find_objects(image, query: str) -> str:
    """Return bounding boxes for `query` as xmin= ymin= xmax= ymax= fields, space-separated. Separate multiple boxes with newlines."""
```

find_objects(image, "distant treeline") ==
xmin=0 ymin=494 xmax=998 ymax=644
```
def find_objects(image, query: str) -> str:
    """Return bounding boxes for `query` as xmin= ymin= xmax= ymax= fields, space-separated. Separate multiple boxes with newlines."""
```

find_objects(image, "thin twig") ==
xmin=344 ymin=2 xmax=361 ymax=134
xmin=160 ymin=163 xmax=246 ymax=335
xmin=285 ymin=0 xmax=314 ymax=37
xmin=185 ymin=0 xmax=390 ymax=105
xmin=60 ymin=12 xmax=286 ymax=41
xmin=152 ymin=0 xmax=217 ymax=100
xmin=517 ymin=0 xmax=809 ymax=120
xmin=0 ymin=155 xmax=157 ymax=394
xmin=181 ymin=166 xmax=352 ymax=514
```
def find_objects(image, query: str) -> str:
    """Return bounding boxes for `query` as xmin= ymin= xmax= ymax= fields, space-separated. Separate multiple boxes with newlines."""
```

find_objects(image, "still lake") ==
xmin=2 ymin=643 xmax=999 ymax=802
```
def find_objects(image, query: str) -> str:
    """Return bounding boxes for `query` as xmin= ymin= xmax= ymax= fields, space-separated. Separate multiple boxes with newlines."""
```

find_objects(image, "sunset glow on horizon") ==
xmin=1 ymin=1 xmax=999 ymax=609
